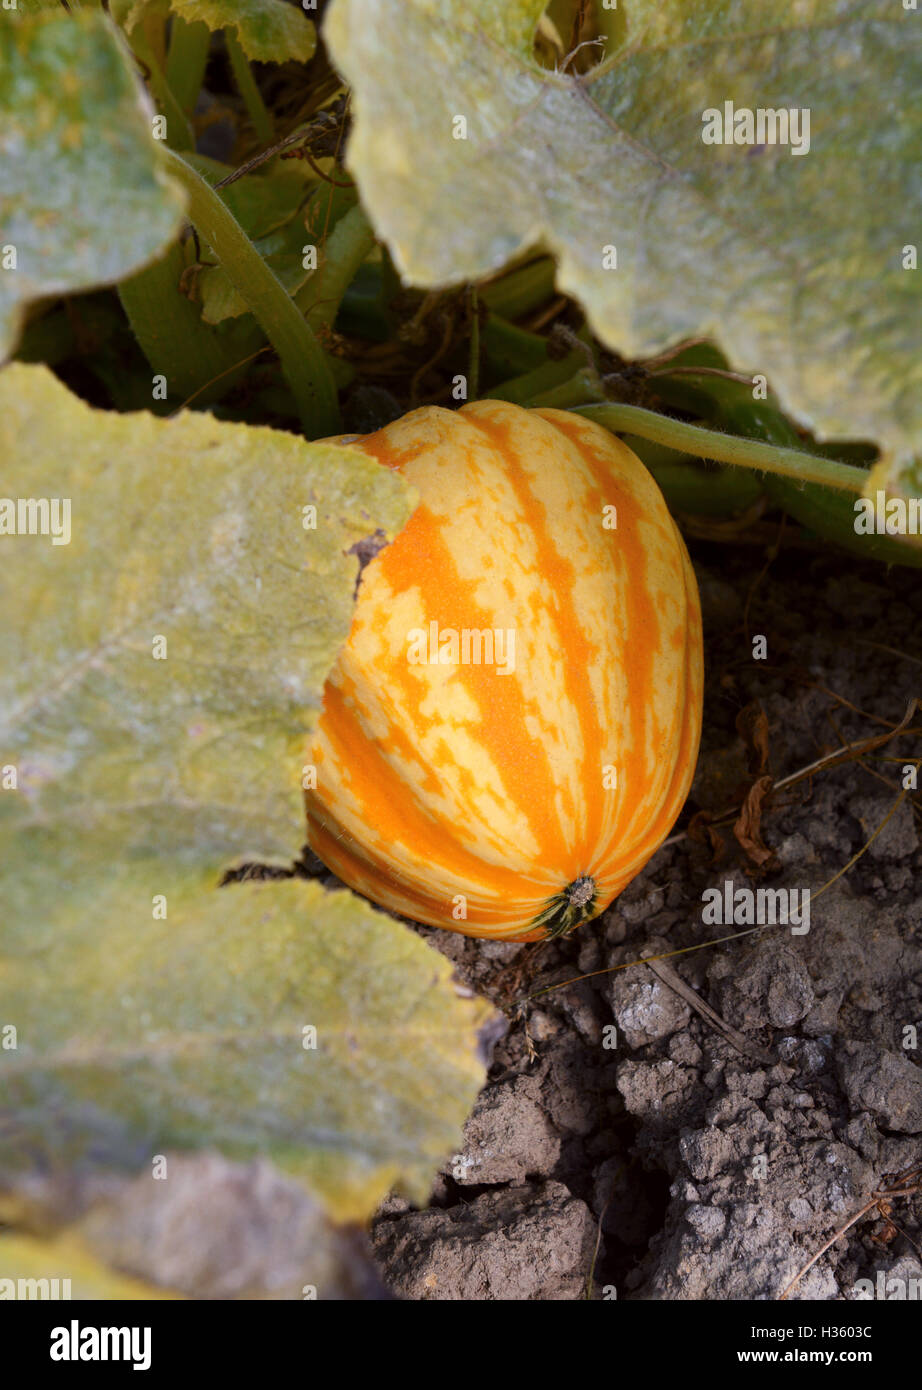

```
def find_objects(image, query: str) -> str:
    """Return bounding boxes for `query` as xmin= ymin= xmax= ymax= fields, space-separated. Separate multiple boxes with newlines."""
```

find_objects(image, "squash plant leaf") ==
xmin=0 ymin=365 xmax=489 ymax=1220
xmin=0 ymin=1232 xmax=180 ymax=1301
xmin=0 ymin=9 xmax=186 ymax=359
xmin=869 ymin=452 xmax=922 ymax=509
xmin=179 ymin=0 xmax=316 ymax=62
xmin=1 ymin=864 xmax=492 ymax=1222
xmin=0 ymin=364 xmax=411 ymax=863
xmin=326 ymin=0 xmax=922 ymax=486
xmin=115 ymin=0 xmax=317 ymax=64
xmin=27 ymin=1150 xmax=383 ymax=1298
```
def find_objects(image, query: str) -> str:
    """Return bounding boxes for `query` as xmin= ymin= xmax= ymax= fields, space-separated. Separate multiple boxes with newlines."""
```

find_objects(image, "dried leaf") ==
xmin=733 ymin=773 xmax=779 ymax=874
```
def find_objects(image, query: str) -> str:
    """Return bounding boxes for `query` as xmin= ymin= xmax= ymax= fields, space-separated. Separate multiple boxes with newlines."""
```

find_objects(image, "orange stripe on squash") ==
xmin=305 ymin=401 xmax=703 ymax=942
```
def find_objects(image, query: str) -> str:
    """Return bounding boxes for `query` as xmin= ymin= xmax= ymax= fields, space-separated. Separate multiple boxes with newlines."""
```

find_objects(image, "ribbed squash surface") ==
xmin=305 ymin=401 xmax=703 ymax=941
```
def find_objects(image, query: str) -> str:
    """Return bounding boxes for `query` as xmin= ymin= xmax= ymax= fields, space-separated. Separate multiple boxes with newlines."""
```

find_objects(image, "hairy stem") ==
xmin=618 ymin=436 xmax=764 ymax=516
xmin=118 ymin=242 xmax=262 ymax=406
xmin=468 ymin=288 xmax=480 ymax=400
xmin=480 ymin=257 xmax=556 ymax=320
xmin=487 ymin=352 xmax=587 ymax=406
xmin=225 ymin=30 xmax=274 ymax=146
xmin=574 ymin=403 xmax=869 ymax=494
xmin=130 ymin=27 xmax=194 ymax=150
xmin=161 ymin=149 xmax=340 ymax=435
xmin=294 ymin=203 xmax=376 ymax=333
xmin=166 ymin=17 xmax=211 ymax=115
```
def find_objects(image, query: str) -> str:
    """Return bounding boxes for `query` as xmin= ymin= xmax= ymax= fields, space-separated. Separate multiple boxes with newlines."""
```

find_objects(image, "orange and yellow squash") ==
xmin=305 ymin=400 xmax=703 ymax=941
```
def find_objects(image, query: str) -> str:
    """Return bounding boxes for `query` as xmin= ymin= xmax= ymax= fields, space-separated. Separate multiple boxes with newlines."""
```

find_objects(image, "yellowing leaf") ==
xmin=0 ymin=1231 xmax=179 ymax=1300
xmin=181 ymin=0 xmax=316 ymax=62
xmin=868 ymin=453 xmax=922 ymax=511
xmin=0 ymin=363 xmax=410 ymax=863
xmin=116 ymin=0 xmax=316 ymax=64
xmin=72 ymin=1151 xmax=383 ymax=1299
xmin=1 ymin=869 xmax=492 ymax=1221
xmin=0 ymin=10 xmax=186 ymax=358
xmin=326 ymin=0 xmax=922 ymax=472
xmin=0 ymin=366 xmax=490 ymax=1221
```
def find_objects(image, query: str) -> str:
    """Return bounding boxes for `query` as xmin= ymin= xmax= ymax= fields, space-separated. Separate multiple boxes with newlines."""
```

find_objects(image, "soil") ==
xmin=366 ymin=540 xmax=922 ymax=1301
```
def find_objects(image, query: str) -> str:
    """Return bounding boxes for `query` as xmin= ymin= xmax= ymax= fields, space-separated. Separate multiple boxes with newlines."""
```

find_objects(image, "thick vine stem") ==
xmin=573 ymin=403 xmax=869 ymax=494
xmin=482 ymin=314 xmax=548 ymax=375
xmin=480 ymin=257 xmax=556 ymax=320
xmin=130 ymin=27 xmax=194 ymax=150
xmin=468 ymin=287 xmax=481 ymax=400
xmin=166 ymin=17 xmax=211 ymax=115
xmin=528 ymin=366 xmax=606 ymax=410
xmin=225 ymin=30 xmax=275 ymax=145
xmin=295 ymin=203 xmax=376 ymax=334
xmin=486 ymin=351 xmax=585 ymax=406
xmin=161 ymin=148 xmax=340 ymax=436
xmin=118 ymin=242 xmax=261 ymax=406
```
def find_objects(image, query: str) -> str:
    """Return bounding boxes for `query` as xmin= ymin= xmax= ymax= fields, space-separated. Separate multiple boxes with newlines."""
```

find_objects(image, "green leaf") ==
xmin=0 ymin=366 xmax=490 ymax=1220
xmin=117 ymin=0 xmax=316 ymax=64
xmin=0 ymin=10 xmax=186 ymax=358
xmin=181 ymin=0 xmax=316 ymax=62
xmin=326 ymin=0 xmax=922 ymax=474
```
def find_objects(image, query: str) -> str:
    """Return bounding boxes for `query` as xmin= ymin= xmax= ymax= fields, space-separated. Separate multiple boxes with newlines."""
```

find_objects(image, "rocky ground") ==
xmin=370 ymin=542 xmax=922 ymax=1300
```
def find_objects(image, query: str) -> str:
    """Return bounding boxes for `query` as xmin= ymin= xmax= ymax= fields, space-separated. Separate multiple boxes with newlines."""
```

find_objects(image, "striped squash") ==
xmin=306 ymin=401 xmax=703 ymax=941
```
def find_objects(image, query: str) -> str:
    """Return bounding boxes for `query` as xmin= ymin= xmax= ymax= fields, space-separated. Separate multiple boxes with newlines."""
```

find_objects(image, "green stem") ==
xmin=654 ymin=463 xmax=764 ymax=516
xmin=486 ymin=351 xmax=586 ymax=406
xmin=166 ymin=17 xmax=211 ymax=115
xmin=573 ymin=403 xmax=869 ymax=494
xmin=118 ymin=242 xmax=261 ymax=407
xmin=131 ymin=29 xmax=194 ymax=150
xmin=482 ymin=314 xmax=548 ymax=376
xmin=528 ymin=367 xmax=607 ymax=410
xmin=161 ymin=148 xmax=340 ymax=436
xmin=295 ymin=203 xmax=377 ymax=333
xmin=616 ymin=434 xmax=761 ymax=514
xmin=468 ymin=288 xmax=480 ymax=400
xmin=480 ymin=257 xmax=556 ymax=320
xmin=762 ymin=475 xmax=922 ymax=568
xmin=225 ymin=29 xmax=274 ymax=146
